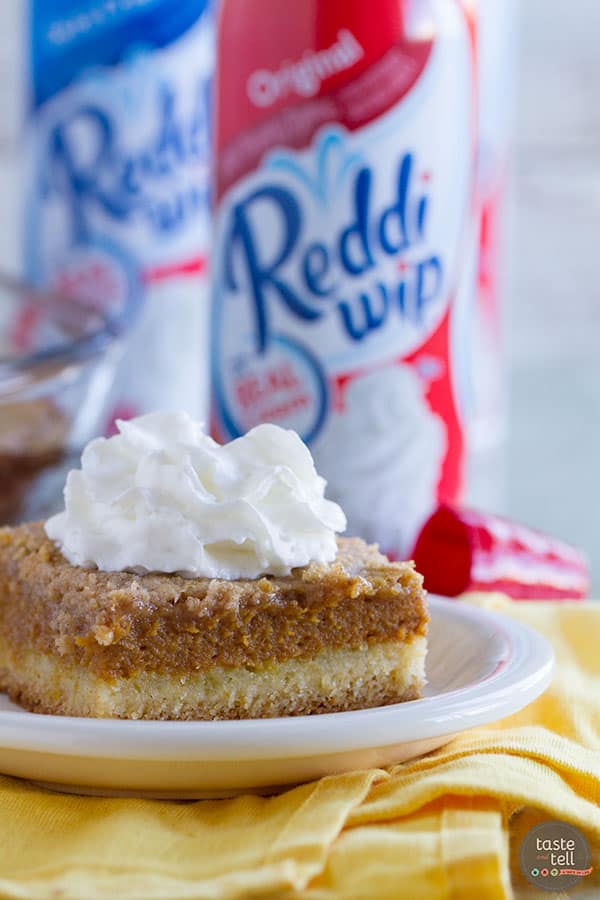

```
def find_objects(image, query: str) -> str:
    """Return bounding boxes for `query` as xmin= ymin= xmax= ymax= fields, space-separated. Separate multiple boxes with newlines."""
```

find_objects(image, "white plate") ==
xmin=0 ymin=597 xmax=554 ymax=798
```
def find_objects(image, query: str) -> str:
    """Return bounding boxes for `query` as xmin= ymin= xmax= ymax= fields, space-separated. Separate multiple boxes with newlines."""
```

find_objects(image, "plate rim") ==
xmin=0 ymin=597 xmax=555 ymax=760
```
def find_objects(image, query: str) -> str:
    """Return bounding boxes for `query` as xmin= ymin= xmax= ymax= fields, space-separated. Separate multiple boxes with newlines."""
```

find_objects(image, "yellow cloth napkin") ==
xmin=0 ymin=599 xmax=599 ymax=900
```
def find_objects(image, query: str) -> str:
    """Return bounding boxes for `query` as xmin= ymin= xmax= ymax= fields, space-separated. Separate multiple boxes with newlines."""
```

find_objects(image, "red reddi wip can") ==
xmin=413 ymin=505 xmax=590 ymax=600
xmin=211 ymin=0 xmax=479 ymax=556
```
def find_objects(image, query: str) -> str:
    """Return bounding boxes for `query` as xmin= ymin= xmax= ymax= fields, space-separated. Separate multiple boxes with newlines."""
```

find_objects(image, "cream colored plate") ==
xmin=0 ymin=598 xmax=554 ymax=798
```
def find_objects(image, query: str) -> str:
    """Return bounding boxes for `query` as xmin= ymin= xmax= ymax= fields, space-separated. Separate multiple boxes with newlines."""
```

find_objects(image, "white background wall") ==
xmin=506 ymin=0 xmax=600 ymax=590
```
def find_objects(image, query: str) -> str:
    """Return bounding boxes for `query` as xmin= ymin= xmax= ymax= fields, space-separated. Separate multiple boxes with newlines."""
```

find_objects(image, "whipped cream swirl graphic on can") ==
xmin=313 ymin=366 xmax=446 ymax=554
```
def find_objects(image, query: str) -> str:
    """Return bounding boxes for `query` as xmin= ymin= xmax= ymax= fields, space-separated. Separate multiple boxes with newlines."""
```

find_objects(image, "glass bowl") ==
xmin=0 ymin=272 xmax=126 ymax=524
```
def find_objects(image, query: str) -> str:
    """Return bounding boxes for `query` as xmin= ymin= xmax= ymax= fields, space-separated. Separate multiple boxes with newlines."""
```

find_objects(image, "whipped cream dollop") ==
xmin=312 ymin=365 xmax=446 ymax=556
xmin=45 ymin=412 xmax=346 ymax=579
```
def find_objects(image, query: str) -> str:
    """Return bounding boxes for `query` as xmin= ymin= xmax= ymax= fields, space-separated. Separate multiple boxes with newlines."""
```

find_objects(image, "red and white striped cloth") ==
xmin=412 ymin=505 xmax=589 ymax=600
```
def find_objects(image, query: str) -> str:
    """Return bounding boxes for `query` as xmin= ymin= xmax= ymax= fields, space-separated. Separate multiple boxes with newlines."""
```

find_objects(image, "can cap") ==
xmin=412 ymin=505 xmax=589 ymax=600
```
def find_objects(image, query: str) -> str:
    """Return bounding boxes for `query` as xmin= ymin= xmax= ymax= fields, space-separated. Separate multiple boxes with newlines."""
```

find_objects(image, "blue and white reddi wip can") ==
xmin=1 ymin=0 xmax=215 ymax=426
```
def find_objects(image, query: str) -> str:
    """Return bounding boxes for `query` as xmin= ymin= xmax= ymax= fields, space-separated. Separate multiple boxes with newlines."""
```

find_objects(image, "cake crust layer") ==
xmin=0 ymin=633 xmax=426 ymax=720
xmin=0 ymin=524 xmax=428 ymax=679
